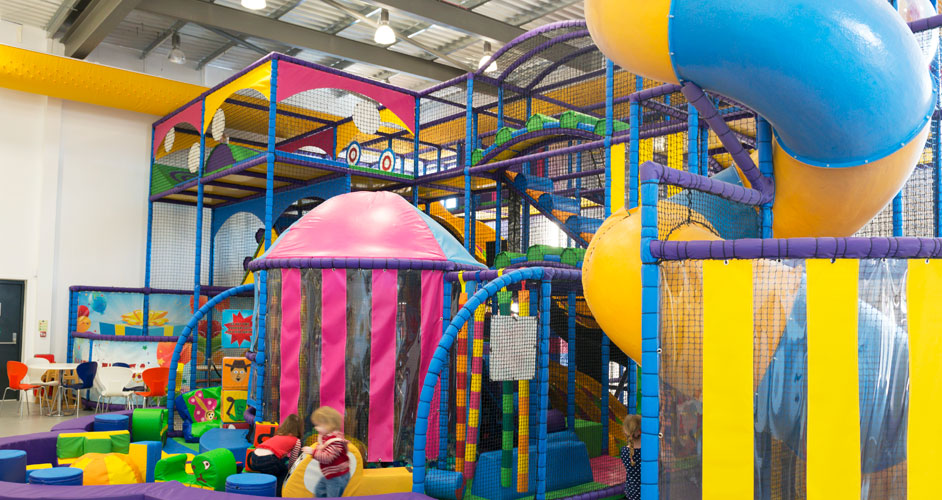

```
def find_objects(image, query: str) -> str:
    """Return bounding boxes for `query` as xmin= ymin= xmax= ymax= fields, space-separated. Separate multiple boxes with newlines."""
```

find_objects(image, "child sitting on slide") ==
xmin=302 ymin=406 xmax=351 ymax=498
xmin=246 ymin=413 xmax=303 ymax=496
xmin=620 ymin=414 xmax=642 ymax=500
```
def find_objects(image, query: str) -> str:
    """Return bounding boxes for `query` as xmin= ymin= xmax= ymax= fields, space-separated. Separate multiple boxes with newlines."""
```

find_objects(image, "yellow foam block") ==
xmin=26 ymin=464 xmax=52 ymax=470
xmin=222 ymin=357 xmax=251 ymax=391
xmin=221 ymin=389 xmax=248 ymax=423
xmin=348 ymin=467 xmax=413 ymax=496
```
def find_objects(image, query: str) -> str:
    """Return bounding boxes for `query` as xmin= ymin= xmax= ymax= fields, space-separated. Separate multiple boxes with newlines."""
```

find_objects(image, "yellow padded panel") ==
xmin=806 ymin=259 xmax=860 ymax=500
xmin=907 ymin=259 xmax=942 ymax=499
xmin=702 ymin=259 xmax=753 ymax=500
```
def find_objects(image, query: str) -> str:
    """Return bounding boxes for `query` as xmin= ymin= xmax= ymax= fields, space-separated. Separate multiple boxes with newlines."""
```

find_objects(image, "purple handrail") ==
xmin=651 ymin=237 xmax=942 ymax=260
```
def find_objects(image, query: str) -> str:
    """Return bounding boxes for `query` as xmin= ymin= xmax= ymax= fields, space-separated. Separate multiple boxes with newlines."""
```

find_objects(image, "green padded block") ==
xmin=109 ymin=432 xmax=130 ymax=454
xmin=56 ymin=435 xmax=85 ymax=459
xmin=190 ymin=420 xmax=222 ymax=440
xmin=494 ymin=127 xmax=515 ymax=147
xmin=560 ymin=248 xmax=586 ymax=267
xmin=154 ymin=453 xmax=190 ymax=484
xmin=526 ymin=114 xmax=558 ymax=132
xmin=559 ymin=110 xmax=601 ymax=130
xmin=182 ymin=386 xmax=222 ymax=423
xmin=593 ymin=119 xmax=629 ymax=136
xmin=85 ymin=437 xmax=111 ymax=454
xmin=493 ymin=251 xmax=524 ymax=269
xmin=132 ymin=408 xmax=169 ymax=444
xmin=574 ymin=419 xmax=603 ymax=458
xmin=192 ymin=448 xmax=237 ymax=491
xmin=471 ymin=148 xmax=484 ymax=166
xmin=526 ymin=245 xmax=565 ymax=261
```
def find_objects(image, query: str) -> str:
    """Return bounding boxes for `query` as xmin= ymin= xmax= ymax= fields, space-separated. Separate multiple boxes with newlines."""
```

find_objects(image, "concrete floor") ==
xmin=0 ymin=398 xmax=92 ymax=437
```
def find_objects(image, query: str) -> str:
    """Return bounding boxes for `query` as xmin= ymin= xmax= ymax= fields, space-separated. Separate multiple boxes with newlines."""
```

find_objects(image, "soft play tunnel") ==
xmin=586 ymin=0 xmax=935 ymax=238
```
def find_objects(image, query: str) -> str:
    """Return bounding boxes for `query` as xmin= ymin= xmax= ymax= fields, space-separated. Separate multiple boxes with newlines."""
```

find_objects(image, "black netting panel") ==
xmin=213 ymin=211 xmax=263 ymax=288
xmin=150 ymin=201 xmax=210 ymax=290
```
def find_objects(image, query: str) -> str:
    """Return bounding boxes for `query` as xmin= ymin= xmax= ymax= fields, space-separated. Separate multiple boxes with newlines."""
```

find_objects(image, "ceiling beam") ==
xmin=45 ymin=0 xmax=81 ymax=38
xmin=61 ymin=0 xmax=141 ymax=58
xmin=197 ymin=0 xmax=304 ymax=70
xmin=140 ymin=20 xmax=187 ymax=60
xmin=369 ymin=0 xmax=524 ymax=43
xmin=139 ymin=0 xmax=464 ymax=82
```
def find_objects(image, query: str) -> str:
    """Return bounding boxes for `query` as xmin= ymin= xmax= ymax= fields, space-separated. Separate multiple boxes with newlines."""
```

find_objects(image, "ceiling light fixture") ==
xmin=374 ymin=9 xmax=397 ymax=45
xmin=168 ymin=32 xmax=186 ymax=65
xmin=478 ymin=41 xmax=498 ymax=74
xmin=241 ymin=0 xmax=267 ymax=10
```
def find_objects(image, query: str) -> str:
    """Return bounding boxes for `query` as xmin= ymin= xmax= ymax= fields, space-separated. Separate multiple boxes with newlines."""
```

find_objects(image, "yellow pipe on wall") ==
xmin=0 ymin=44 xmax=206 ymax=116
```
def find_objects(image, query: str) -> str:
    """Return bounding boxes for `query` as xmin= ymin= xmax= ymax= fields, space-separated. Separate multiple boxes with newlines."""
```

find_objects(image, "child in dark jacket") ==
xmin=620 ymin=415 xmax=642 ymax=500
xmin=246 ymin=414 xmax=303 ymax=496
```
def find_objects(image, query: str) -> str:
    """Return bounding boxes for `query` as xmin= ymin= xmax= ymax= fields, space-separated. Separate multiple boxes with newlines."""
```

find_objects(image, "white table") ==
xmin=42 ymin=362 xmax=79 ymax=416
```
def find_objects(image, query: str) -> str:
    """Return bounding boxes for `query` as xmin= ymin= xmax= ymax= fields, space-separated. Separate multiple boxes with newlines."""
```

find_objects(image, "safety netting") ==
xmin=657 ymin=258 xmax=910 ymax=500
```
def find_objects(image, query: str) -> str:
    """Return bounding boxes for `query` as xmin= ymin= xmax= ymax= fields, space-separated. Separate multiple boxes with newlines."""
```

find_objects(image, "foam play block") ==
xmin=252 ymin=421 xmax=279 ymax=447
xmin=132 ymin=408 xmax=168 ymax=444
xmin=222 ymin=357 xmax=251 ymax=390
xmin=471 ymin=438 xmax=593 ymax=500
xmin=56 ymin=430 xmax=130 ymax=459
xmin=573 ymin=419 xmax=603 ymax=458
xmin=221 ymin=389 xmax=247 ymax=423
xmin=155 ymin=448 xmax=236 ymax=491
xmin=129 ymin=441 xmax=162 ymax=483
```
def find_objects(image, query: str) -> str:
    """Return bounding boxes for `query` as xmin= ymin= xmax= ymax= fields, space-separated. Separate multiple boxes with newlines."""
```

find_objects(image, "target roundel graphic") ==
xmin=345 ymin=141 xmax=361 ymax=166
xmin=379 ymin=149 xmax=396 ymax=172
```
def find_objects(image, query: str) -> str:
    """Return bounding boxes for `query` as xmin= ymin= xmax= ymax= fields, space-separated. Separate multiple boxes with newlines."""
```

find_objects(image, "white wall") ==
xmin=0 ymin=21 xmax=238 ymax=362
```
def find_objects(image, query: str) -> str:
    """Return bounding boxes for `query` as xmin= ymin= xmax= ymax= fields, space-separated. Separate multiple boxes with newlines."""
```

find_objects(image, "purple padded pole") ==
xmin=629 ymin=84 xmax=683 ymax=103
xmin=247 ymin=256 xmax=484 ymax=272
xmin=651 ymin=237 xmax=942 ymax=260
xmin=681 ymin=82 xmax=773 ymax=196
xmin=641 ymin=160 xmax=769 ymax=205
xmin=909 ymin=13 xmax=942 ymax=32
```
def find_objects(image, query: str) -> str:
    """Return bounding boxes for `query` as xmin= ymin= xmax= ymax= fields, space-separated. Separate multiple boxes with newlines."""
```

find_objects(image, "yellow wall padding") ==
xmin=0 ymin=45 xmax=205 ymax=116
xmin=609 ymin=143 xmax=626 ymax=215
xmin=702 ymin=259 xmax=753 ymax=499
xmin=806 ymin=259 xmax=860 ymax=500
xmin=907 ymin=259 xmax=942 ymax=499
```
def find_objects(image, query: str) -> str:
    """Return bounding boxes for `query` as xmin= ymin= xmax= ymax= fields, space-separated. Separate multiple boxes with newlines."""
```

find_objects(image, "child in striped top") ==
xmin=302 ymin=406 xmax=351 ymax=498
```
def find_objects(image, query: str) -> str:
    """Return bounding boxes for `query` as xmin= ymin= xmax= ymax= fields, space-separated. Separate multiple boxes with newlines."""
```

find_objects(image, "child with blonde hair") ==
xmin=302 ymin=406 xmax=350 ymax=497
xmin=620 ymin=414 xmax=642 ymax=500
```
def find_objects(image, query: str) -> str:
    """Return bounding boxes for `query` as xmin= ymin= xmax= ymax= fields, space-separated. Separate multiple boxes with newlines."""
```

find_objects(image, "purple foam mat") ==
xmin=0 ymin=481 xmax=434 ymax=499
xmin=0 ymin=432 xmax=60 ymax=466
xmin=50 ymin=410 xmax=133 ymax=432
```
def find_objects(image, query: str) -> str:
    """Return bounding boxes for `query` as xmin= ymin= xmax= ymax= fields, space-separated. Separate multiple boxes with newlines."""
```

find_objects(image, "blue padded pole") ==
xmin=936 ymin=116 xmax=942 ymax=237
xmin=568 ymin=141 xmax=574 ymax=247
xmin=757 ymin=116 xmax=774 ymax=238
xmin=566 ymin=291 xmax=576 ymax=431
xmin=167 ymin=284 xmax=252 ymax=430
xmin=144 ymin=124 xmax=156 ymax=337
xmin=536 ymin=279 xmax=551 ymax=500
xmin=439 ymin=280 xmax=452 ymax=464
xmin=412 ymin=268 xmax=545 ymax=493
xmin=413 ymin=97 xmax=421 ymax=206
xmin=464 ymin=76 xmax=474 ymax=253
xmin=192 ymin=100 xmax=207 ymax=389
xmin=67 ymin=289 xmax=77 ymax=363
xmin=893 ymin=192 xmax=904 ymax=236
xmin=627 ymin=359 xmax=637 ymax=414
xmin=639 ymin=162 xmax=660 ymax=499
xmin=205 ymin=210 xmax=216 ymax=386
xmin=495 ymin=176 xmax=502 ymax=255
xmin=601 ymin=334 xmax=610 ymax=455
xmin=497 ymin=86 xmax=504 ymax=129
xmin=688 ymin=105 xmax=700 ymax=175
xmin=701 ymin=126 xmax=709 ymax=175
xmin=604 ymin=60 xmax=614 ymax=217
xmin=629 ymin=77 xmax=641 ymax=209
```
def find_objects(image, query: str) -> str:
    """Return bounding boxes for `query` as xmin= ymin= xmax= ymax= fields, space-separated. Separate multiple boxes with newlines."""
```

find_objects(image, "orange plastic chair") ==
xmin=134 ymin=367 xmax=170 ymax=408
xmin=2 ymin=361 xmax=41 ymax=416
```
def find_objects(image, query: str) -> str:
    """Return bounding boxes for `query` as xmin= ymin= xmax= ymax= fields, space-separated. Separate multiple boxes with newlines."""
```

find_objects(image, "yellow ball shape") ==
xmin=72 ymin=452 xmax=143 ymax=485
xmin=581 ymin=204 xmax=720 ymax=364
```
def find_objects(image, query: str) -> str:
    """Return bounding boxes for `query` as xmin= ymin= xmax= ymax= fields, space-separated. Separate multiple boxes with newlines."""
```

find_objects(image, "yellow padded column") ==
xmin=702 ymin=259 xmax=753 ymax=499
xmin=806 ymin=259 xmax=860 ymax=500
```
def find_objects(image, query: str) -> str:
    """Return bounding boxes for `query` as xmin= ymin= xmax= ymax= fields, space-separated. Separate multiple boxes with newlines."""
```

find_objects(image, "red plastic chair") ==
xmin=134 ymin=367 xmax=170 ymax=408
xmin=2 ymin=361 xmax=41 ymax=416
xmin=34 ymin=354 xmax=54 ymax=363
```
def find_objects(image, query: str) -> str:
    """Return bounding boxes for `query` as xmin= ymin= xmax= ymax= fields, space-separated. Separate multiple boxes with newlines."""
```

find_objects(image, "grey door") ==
xmin=0 ymin=280 xmax=24 ymax=398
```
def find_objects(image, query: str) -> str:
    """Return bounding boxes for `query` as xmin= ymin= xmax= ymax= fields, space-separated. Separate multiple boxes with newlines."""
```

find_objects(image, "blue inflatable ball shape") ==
xmin=91 ymin=293 xmax=108 ymax=314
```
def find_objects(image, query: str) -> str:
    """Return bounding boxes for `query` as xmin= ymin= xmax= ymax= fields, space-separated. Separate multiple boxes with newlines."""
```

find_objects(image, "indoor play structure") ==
xmin=0 ymin=0 xmax=930 ymax=499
